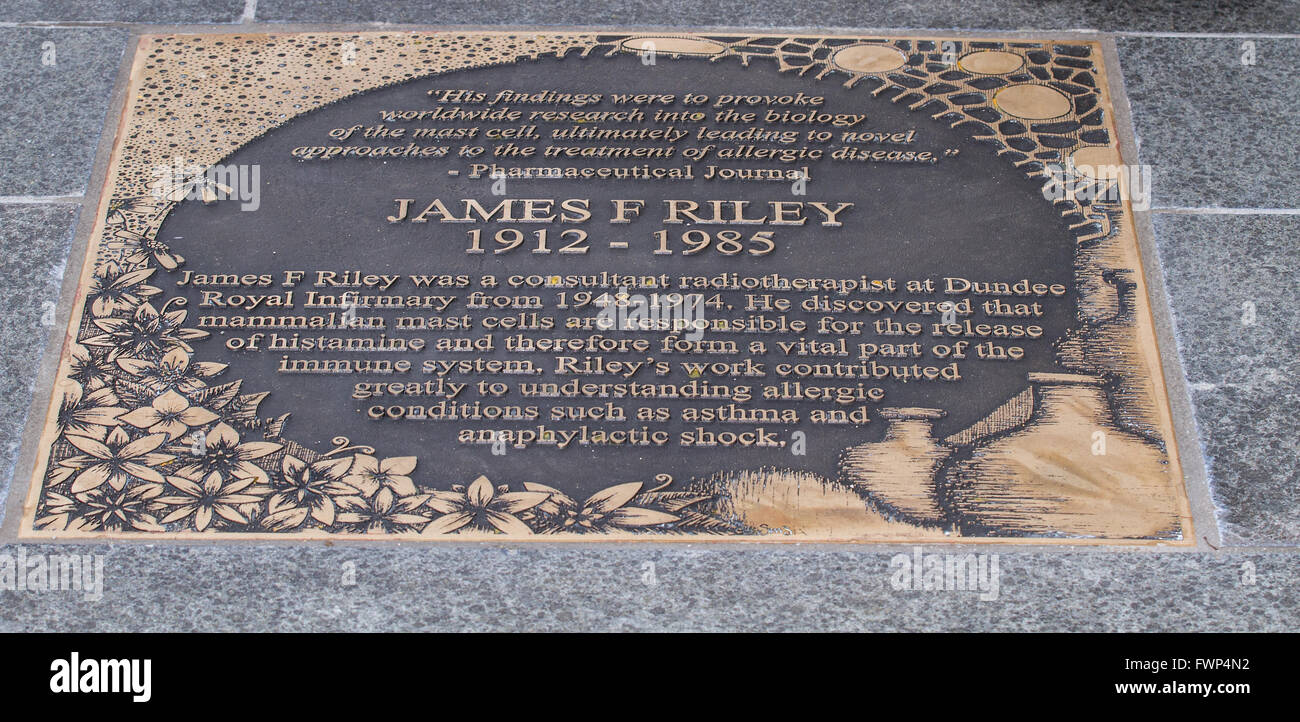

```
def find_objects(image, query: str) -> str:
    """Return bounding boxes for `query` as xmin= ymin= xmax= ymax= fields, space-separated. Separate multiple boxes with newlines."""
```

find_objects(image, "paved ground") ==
xmin=0 ymin=1 xmax=1296 ymax=631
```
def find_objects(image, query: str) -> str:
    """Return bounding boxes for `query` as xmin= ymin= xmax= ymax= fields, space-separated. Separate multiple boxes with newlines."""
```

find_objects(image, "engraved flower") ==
xmin=66 ymin=344 xmax=116 ymax=391
xmin=171 ymin=422 xmax=282 ymax=483
xmin=32 ymin=491 xmax=87 ymax=532
xmin=343 ymin=454 xmax=418 ymax=497
xmin=156 ymin=471 xmax=269 ymax=531
xmin=47 ymin=434 xmax=115 ymax=488
xmin=85 ymin=262 xmax=162 ymax=317
xmin=119 ymin=389 xmax=220 ymax=440
xmin=225 ymin=501 xmax=277 ymax=533
xmin=44 ymin=458 xmax=81 ymax=487
xmin=83 ymin=300 xmax=208 ymax=362
xmin=422 ymin=476 xmax=549 ymax=536
xmin=56 ymin=381 xmax=126 ymax=437
xmin=75 ymin=483 xmax=165 ymax=533
xmin=64 ymin=426 xmax=172 ymax=494
xmin=336 ymin=487 xmax=431 ymax=534
xmin=524 ymin=482 xmax=679 ymax=533
xmin=264 ymin=454 xmax=356 ymax=530
xmin=116 ymin=347 xmax=227 ymax=393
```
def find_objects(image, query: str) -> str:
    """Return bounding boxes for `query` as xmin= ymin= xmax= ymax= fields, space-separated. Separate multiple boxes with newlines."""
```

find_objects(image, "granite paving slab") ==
xmin=1118 ymin=37 xmax=1300 ymax=210
xmin=0 ymin=204 xmax=79 ymax=528
xmin=0 ymin=544 xmax=1291 ymax=632
xmin=0 ymin=28 xmax=127 ymax=197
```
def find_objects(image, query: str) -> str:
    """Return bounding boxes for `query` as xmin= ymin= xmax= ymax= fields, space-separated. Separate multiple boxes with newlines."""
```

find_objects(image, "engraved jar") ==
xmin=840 ymin=407 xmax=951 ymax=527
xmin=939 ymin=372 xmax=1179 ymax=538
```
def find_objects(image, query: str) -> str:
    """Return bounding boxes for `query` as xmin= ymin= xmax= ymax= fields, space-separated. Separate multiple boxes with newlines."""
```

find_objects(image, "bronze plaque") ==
xmin=21 ymin=31 xmax=1193 ymax=542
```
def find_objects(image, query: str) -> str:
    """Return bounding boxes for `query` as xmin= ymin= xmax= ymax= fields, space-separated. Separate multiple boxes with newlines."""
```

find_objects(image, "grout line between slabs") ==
xmin=1151 ymin=207 xmax=1300 ymax=215
xmin=0 ymin=195 xmax=84 ymax=204
xmin=0 ymin=22 xmax=171 ymax=29
xmin=1111 ymin=31 xmax=1300 ymax=39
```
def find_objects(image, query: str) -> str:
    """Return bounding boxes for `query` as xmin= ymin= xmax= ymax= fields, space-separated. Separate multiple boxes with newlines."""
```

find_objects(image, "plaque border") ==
xmin=12 ymin=28 xmax=1197 ymax=544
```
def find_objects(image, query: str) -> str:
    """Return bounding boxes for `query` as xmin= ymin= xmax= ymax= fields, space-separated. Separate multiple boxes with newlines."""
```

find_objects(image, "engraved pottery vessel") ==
xmin=940 ymin=373 xmax=1179 ymax=538
xmin=840 ymin=407 xmax=951 ymax=528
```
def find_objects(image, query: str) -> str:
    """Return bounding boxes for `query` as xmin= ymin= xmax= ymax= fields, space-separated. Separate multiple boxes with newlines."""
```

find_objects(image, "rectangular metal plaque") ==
xmin=21 ymin=30 xmax=1193 ymax=542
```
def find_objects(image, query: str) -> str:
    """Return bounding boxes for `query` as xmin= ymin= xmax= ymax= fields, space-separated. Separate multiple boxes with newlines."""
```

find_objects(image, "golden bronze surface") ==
xmin=21 ymin=31 xmax=1191 ymax=542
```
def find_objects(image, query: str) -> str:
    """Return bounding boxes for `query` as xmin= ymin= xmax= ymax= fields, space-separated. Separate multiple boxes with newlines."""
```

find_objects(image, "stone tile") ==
xmin=0 ymin=0 xmax=245 ymax=23
xmin=1119 ymin=37 xmax=1300 ymax=209
xmin=0 ymin=28 xmax=128 ymax=196
xmin=255 ymin=0 xmax=1300 ymax=32
xmin=0 ymin=545 xmax=1292 ymax=631
xmin=0 ymin=205 xmax=79 ymax=527
xmin=1154 ymin=214 xmax=1299 ymax=385
xmin=1192 ymin=387 xmax=1300 ymax=546
xmin=1154 ymin=214 xmax=1300 ymax=545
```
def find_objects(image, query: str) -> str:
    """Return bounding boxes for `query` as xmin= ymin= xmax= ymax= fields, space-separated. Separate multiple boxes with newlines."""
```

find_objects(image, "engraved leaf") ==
xmin=263 ymin=414 xmax=290 ymax=438
xmin=635 ymin=491 xmax=711 ymax=512
xmin=422 ymin=510 xmax=473 ymax=536
xmin=192 ymin=380 xmax=243 ymax=410
xmin=113 ymin=377 xmax=159 ymax=409
xmin=523 ymin=481 xmax=576 ymax=514
xmin=496 ymin=491 xmax=551 ymax=514
xmin=585 ymin=482 xmax=642 ymax=512
xmin=485 ymin=510 xmax=534 ymax=535
xmin=227 ymin=391 xmax=269 ymax=420
xmin=467 ymin=476 xmax=494 ymax=507
xmin=610 ymin=508 xmax=680 ymax=527
xmin=426 ymin=491 xmax=463 ymax=515
xmin=263 ymin=506 xmax=310 ymax=531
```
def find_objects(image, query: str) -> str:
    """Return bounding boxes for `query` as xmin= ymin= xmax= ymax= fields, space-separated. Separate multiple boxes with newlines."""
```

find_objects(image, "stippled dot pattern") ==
xmin=116 ymin=32 xmax=602 ymax=197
